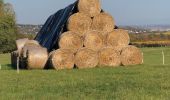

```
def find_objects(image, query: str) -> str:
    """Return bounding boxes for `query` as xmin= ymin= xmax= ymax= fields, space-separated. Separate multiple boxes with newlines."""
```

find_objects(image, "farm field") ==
xmin=0 ymin=47 xmax=170 ymax=100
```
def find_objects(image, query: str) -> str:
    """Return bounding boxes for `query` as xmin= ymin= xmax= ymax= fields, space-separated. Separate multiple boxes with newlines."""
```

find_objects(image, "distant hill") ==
xmin=17 ymin=24 xmax=42 ymax=34
xmin=119 ymin=26 xmax=149 ymax=34
xmin=17 ymin=24 xmax=170 ymax=35
xmin=127 ymin=25 xmax=170 ymax=32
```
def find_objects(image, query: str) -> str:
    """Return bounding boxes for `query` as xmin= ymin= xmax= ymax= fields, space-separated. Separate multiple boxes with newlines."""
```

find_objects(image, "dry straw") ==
xmin=112 ymin=46 xmax=125 ymax=54
xmin=78 ymin=0 xmax=101 ymax=17
xmin=75 ymin=47 xmax=98 ymax=69
xmin=84 ymin=30 xmax=105 ymax=51
xmin=59 ymin=31 xmax=83 ymax=53
xmin=121 ymin=46 xmax=143 ymax=66
xmin=98 ymin=47 xmax=121 ymax=67
xmin=107 ymin=29 xmax=130 ymax=47
xmin=67 ymin=12 xmax=92 ymax=36
xmin=49 ymin=49 xmax=75 ymax=70
xmin=92 ymin=13 xmax=115 ymax=33
xmin=26 ymin=47 xmax=48 ymax=69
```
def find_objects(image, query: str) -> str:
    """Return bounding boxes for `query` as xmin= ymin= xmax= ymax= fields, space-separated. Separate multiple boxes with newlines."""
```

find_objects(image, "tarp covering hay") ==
xmin=121 ymin=46 xmax=143 ymax=66
xmin=16 ymin=38 xmax=28 ymax=55
xmin=84 ymin=30 xmax=105 ymax=51
xmin=106 ymin=29 xmax=130 ymax=47
xmin=49 ymin=49 xmax=75 ymax=70
xmin=11 ymin=51 xmax=19 ymax=69
xmin=67 ymin=12 xmax=92 ymax=36
xmin=59 ymin=31 xmax=83 ymax=53
xmin=26 ymin=47 xmax=48 ymax=69
xmin=78 ymin=0 xmax=101 ymax=17
xmin=98 ymin=47 xmax=121 ymax=67
xmin=19 ymin=56 xmax=28 ymax=69
xmin=75 ymin=47 xmax=98 ymax=69
xmin=92 ymin=13 xmax=115 ymax=33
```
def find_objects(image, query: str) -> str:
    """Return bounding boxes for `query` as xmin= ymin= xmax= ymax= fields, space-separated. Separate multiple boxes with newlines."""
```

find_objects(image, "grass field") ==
xmin=0 ymin=47 xmax=170 ymax=100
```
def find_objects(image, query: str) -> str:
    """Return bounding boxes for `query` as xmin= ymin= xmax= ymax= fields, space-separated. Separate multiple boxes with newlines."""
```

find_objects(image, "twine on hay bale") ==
xmin=16 ymin=38 xmax=28 ymax=55
xmin=67 ymin=12 xmax=92 ymax=36
xmin=49 ymin=49 xmax=75 ymax=70
xmin=26 ymin=47 xmax=48 ymax=69
xmin=84 ymin=30 xmax=105 ymax=51
xmin=106 ymin=29 xmax=130 ymax=47
xmin=98 ymin=47 xmax=121 ymax=67
xmin=75 ymin=47 xmax=98 ymax=69
xmin=92 ymin=13 xmax=115 ymax=33
xmin=121 ymin=46 xmax=143 ymax=66
xmin=59 ymin=31 xmax=83 ymax=53
xmin=78 ymin=0 xmax=101 ymax=17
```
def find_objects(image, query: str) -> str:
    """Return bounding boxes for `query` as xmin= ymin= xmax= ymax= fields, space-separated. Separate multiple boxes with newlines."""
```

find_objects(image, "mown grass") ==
xmin=0 ymin=47 xmax=170 ymax=100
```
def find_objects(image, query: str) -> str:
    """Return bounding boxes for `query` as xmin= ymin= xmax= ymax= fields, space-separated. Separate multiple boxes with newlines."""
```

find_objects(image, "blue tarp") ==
xmin=35 ymin=1 xmax=78 ymax=51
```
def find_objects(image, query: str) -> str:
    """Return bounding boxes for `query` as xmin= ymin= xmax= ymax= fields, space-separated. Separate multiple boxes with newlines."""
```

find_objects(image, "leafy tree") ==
xmin=0 ymin=1 xmax=18 ymax=53
xmin=0 ymin=0 xmax=4 ymax=16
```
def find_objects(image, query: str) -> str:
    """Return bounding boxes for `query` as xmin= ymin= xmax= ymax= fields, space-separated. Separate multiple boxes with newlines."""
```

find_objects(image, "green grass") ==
xmin=0 ymin=47 xmax=170 ymax=100
xmin=0 ymin=53 xmax=11 ymax=70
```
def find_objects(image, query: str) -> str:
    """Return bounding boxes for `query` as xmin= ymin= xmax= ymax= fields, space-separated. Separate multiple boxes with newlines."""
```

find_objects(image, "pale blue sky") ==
xmin=5 ymin=0 xmax=170 ymax=25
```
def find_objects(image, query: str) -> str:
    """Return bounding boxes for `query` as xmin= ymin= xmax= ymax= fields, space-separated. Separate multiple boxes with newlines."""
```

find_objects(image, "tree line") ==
xmin=130 ymin=33 xmax=170 ymax=47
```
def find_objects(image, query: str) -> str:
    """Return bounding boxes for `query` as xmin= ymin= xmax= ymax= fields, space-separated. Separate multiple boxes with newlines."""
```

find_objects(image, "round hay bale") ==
xmin=24 ymin=40 xmax=40 ymax=46
xmin=98 ymin=47 xmax=121 ymax=67
xmin=20 ymin=45 xmax=41 ymax=69
xmin=49 ymin=49 xmax=75 ymax=70
xmin=75 ymin=47 xmax=98 ymax=69
xmin=78 ymin=0 xmax=101 ymax=17
xmin=26 ymin=47 xmax=48 ymax=69
xmin=106 ymin=29 xmax=130 ymax=47
xmin=16 ymin=38 xmax=28 ymax=55
xmin=92 ymin=13 xmax=115 ymax=33
xmin=59 ymin=31 xmax=83 ymax=53
xmin=121 ymin=46 xmax=143 ymax=66
xmin=49 ymin=50 xmax=56 ymax=57
xmin=67 ymin=13 xmax=92 ymax=36
xmin=84 ymin=30 xmax=105 ymax=51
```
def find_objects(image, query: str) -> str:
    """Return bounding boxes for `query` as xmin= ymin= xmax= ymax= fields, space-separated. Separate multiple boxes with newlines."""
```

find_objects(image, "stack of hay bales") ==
xmin=49 ymin=0 xmax=143 ymax=70
xmin=12 ymin=39 xmax=48 ymax=69
xmin=12 ymin=0 xmax=143 ymax=70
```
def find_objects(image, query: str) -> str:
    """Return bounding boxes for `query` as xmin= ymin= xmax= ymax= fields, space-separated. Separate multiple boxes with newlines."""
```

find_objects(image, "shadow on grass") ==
xmin=1 ymin=64 xmax=14 ymax=70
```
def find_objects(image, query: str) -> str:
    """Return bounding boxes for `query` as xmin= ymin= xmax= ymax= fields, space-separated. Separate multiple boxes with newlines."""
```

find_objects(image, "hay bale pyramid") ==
xmin=50 ymin=0 xmax=143 ymax=70
xmin=13 ymin=0 xmax=143 ymax=70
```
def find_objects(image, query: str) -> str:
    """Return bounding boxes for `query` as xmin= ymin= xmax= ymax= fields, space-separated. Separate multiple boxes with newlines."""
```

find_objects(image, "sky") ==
xmin=4 ymin=0 xmax=170 ymax=25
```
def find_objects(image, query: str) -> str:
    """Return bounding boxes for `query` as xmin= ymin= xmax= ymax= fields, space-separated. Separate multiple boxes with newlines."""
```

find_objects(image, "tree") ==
xmin=0 ymin=1 xmax=18 ymax=53
xmin=0 ymin=0 xmax=4 ymax=16
xmin=4 ymin=3 xmax=15 ymax=16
